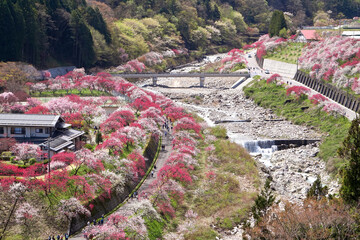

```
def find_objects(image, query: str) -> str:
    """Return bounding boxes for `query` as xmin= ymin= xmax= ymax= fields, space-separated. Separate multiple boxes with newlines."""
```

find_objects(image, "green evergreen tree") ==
xmin=18 ymin=0 xmax=40 ymax=65
xmin=85 ymin=7 xmax=111 ymax=43
xmin=269 ymin=10 xmax=287 ymax=37
xmin=205 ymin=0 xmax=212 ymax=19
xmin=251 ymin=178 xmax=275 ymax=222
xmin=95 ymin=131 xmax=103 ymax=145
xmin=212 ymin=4 xmax=221 ymax=21
xmin=7 ymin=0 xmax=25 ymax=60
xmin=338 ymin=116 xmax=360 ymax=204
xmin=306 ymin=176 xmax=328 ymax=200
xmin=71 ymin=9 xmax=96 ymax=67
xmin=0 ymin=0 xmax=20 ymax=61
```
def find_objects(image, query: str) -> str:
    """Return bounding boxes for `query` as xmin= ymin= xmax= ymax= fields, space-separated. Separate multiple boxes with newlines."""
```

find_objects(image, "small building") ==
xmin=0 ymin=114 xmax=84 ymax=157
xmin=341 ymin=31 xmax=360 ymax=39
xmin=295 ymin=30 xmax=321 ymax=42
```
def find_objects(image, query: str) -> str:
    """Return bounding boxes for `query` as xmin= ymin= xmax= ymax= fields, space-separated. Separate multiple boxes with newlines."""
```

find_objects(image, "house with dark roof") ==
xmin=0 ymin=114 xmax=84 ymax=157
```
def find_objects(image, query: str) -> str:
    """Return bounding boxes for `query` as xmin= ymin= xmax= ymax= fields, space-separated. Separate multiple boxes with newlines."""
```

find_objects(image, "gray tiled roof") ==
xmin=40 ymin=129 xmax=84 ymax=152
xmin=0 ymin=114 xmax=60 ymax=127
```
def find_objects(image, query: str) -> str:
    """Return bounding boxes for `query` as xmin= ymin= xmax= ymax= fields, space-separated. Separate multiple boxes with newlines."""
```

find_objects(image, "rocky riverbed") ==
xmin=140 ymin=76 xmax=338 ymax=199
xmin=138 ymin=69 xmax=339 ymax=239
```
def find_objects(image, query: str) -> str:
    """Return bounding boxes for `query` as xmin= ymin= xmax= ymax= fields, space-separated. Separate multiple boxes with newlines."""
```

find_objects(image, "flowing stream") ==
xmin=139 ymin=53 xmax=338 ymax=206
xmin=177 ymin=102 xmax=277 ymax=167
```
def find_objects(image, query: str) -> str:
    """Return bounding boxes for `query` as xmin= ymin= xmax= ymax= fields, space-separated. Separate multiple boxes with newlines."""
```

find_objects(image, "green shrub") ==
xmin=84 ymin=144 xmax=95 ymax=151
xmin=29 ymin=158 xmax=36 ymax=165
xmin=145 ymin=217 xmax=164 ymax=240
xmin=219 ymin=217 xmax=234 ymax=229
xmin=1 ymin=151 xmax=12 ymax=161
xmin=210 ymin=126 xmax=227 ymax=139
xmin=10 ymin=156 xmax=16 ymax=163
xmin=184 ymin=226 xmax=218 ymax=240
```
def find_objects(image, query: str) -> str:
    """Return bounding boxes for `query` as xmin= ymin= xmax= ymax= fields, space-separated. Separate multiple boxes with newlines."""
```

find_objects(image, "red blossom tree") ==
xmin=173 ymin=117 xmax=201 ymax=136
xmin=51 ymin=152 xmax=76 ymax=165
xmin=157 ymin=164 xmax=192 ymax=184
xmin=25 ymin=105 xmax=50 ymax=114
xmin=127 ymin=150 xmax=146 ymax=180
xmin=286 ymin=86 xmax=311 ymax=98
xmin=309 ymin=94 xmax=328 ymax=105
xmin=266 ymin=73 xmax=281 ymax=84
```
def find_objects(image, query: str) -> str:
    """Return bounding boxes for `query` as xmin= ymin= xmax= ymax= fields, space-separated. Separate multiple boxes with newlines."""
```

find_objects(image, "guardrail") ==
xmin=294 ymin=71 xmax=360 ymax=112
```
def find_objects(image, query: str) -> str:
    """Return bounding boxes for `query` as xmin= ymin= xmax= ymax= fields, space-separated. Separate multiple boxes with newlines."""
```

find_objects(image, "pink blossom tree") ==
xmin=58 ymin=197 xmax=91 ymax=221
xmin=173 ymin=117 xmax=201 ymax=136
xmin=10 ymin=143 xmax=42 ymax=163
xmin=127 ymin=150 xmax=146 ymax=180
xmin=15 ymin=202 xmax=40 ymax=238
xmin=73 ymin=148 xmax=104 ymax=175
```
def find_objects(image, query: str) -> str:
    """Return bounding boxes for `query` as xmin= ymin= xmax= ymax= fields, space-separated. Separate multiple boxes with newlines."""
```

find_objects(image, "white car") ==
xmin=264 ymin=70 xmax=270 ymax=74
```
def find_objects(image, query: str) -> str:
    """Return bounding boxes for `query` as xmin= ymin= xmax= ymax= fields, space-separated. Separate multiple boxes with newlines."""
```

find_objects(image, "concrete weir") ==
xmin=242 ymin=139 xmax=320 ymax=154
xmin=273 ymin=139 xmax=320 ymax=150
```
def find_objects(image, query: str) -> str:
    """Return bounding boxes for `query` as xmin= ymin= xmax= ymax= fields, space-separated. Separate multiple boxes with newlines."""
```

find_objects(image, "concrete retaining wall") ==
xmin=69 ymin=134 xmax=159 ymax=234
xmin=256 ymin=56 xmax=297 ymax=79
xmin=255 ymin=55 xmax=264 ymax=69
xmin=294 ymin=71 xmax=360 ymax=112
xmin=263 ymin=59 xmax=297 ymax=79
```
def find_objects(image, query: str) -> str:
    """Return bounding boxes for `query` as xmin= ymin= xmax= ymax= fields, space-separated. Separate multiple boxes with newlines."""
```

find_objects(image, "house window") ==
xmin=45 ymin=128 xmax=50 ymax=134
xmin=35 ymin=128 xmax=43 ymax=133
xmin=0 ymin=127 xmax=4 ymax=134
xmin=11 ymin=127 xmax=25 ymax=134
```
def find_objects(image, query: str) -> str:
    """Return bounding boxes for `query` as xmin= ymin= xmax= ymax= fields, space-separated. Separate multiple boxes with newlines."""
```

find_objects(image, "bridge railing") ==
xmin=111 ymin=72 xmax=250 ymax=87
xmin=112 ymin=72 xmax=250 ymax=78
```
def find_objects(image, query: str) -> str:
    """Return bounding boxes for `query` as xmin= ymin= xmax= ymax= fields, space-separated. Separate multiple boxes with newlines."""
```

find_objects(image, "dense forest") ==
xmin=0 ymin=0 xmax=359 ymax=69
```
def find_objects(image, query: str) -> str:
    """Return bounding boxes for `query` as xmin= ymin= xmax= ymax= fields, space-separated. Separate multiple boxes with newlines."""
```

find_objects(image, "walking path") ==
xmin=70 ymin=126 xmax=173 ymax=240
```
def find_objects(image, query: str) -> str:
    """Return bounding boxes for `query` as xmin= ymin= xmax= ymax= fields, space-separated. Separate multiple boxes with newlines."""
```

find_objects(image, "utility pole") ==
xmin=47 ymin=130 xmax=52 ymax=191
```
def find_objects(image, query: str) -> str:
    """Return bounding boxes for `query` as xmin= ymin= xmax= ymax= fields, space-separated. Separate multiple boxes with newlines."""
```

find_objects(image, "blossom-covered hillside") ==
xmin=299 ymin=37 xmax=360 ymax=93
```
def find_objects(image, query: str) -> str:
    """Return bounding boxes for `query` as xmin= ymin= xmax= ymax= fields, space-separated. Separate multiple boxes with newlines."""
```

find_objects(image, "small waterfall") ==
xmin=242 ymin=140 xmax=278 ymax=154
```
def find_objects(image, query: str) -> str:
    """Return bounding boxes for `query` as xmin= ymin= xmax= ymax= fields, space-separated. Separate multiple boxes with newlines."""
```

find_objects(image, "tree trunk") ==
xmin=0 ymin=198 xmax=19 ymax=240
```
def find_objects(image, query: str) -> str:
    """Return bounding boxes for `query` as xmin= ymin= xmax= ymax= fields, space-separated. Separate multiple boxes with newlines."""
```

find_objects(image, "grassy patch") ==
xmin=30 ymin=88 xmax=110 ymax=97
xmin=210 ymin=126 xmax=227 ymax=139
xmin=183 ymin=226 xmax=218 ymax=240
xmin=213 ymin=140 xmax=258 ymax=176
xmin=145 ymin=217 xmax=164 ymax=240
xmin=244 ymin=80 xmax=351 ymax=175
xmin=182 ymin=135 xmax=258 ymax=233
xmin=265 ymin=42 xmax=305 ymax=64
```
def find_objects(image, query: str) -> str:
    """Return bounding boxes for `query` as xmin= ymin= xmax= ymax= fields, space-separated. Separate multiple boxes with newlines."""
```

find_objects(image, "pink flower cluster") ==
xmin=299 ymin=36 xmax=360 ymax=88
xmin=309 ymin=93 xmax=328 ymax=105
xmin=266 ymin=74 xmax=281 ymax=84
xmin=219 ymin=49 xmax=248 ymax=73
xmin=286 ymin=86 xmax=311 ymax=97
xmin=1 ymin=70 xmax=206 ymax=236
xmin=244 ymin=34 xmax=290 ymax=59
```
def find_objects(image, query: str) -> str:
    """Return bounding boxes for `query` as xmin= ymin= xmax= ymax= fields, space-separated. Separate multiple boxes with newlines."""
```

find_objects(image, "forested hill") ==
xmin=267 ymin=0 xmax=360 ymax=20
xmin=0 ymin=0 xmax=109 ymax=68
xmin=0 ymin=0 xmax=359 ymax=69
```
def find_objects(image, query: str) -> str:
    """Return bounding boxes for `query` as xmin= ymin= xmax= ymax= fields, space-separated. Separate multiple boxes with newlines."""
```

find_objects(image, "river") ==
xmin=138 ymin=54 xmax=339 ymax=205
